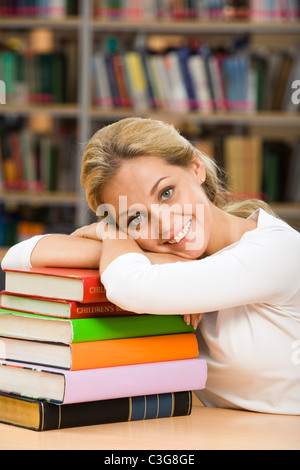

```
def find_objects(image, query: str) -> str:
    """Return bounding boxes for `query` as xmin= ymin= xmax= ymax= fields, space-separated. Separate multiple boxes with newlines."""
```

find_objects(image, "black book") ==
xmin=0 ymin=390 xmax=192 ymax=432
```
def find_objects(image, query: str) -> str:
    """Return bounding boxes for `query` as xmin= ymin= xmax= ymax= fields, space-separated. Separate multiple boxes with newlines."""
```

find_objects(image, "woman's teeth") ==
xmin=168 ymin=220 xmax=192 ymax=245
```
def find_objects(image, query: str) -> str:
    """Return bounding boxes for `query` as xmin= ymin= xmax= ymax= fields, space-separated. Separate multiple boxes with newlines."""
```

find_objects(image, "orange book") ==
xmin=0 ymin=333 xmax=199 ymax=370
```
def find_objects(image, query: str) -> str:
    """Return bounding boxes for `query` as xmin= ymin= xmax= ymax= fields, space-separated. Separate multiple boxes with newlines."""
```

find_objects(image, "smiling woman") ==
xmin=2 ymin=117 xmax=300 ymax=416
xmin=80 ymin=118 xmax=272 ymax=221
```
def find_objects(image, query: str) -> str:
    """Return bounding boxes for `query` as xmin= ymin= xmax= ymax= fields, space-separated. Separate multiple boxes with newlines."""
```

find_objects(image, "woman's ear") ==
xmin=190 ymin=155 xmax=206 ymax=184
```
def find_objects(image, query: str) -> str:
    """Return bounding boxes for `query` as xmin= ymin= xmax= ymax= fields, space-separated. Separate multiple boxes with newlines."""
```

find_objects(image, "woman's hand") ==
xmin=72 ymin=225 xmax=203 ymax=329
xmin=71 ymin=223 xmax=101 ymax=241
xmin=183 ymin=313 xmax=203 ymax=330
xmin=71 ymin=221 xmax=126 ymax=242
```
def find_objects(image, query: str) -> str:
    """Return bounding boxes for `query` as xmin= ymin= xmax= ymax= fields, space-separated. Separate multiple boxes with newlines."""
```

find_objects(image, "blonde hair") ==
xmin=81 ymin=117 xmax=275 ymax=218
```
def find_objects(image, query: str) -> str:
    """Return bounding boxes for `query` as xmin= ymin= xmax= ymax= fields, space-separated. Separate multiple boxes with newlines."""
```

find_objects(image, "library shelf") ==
xmin=1 ymin=18 xmax=299 ymax=34
xmin=0 ymin=17 xmax=80 ymax=29
xmin=89 ymin=109 xmax=300 ymax=126
xmin=271 ymin=203 xmax=300 ymax=219
xmin=0 ymin=191 xmax=78 ymax=206
xmin=91 ymin=19 xmax=300 ymax=34
xmin=0 ymin=104 xmax=80 ymax=118
xmin=2 ymin=106 xmax=299 ymax=126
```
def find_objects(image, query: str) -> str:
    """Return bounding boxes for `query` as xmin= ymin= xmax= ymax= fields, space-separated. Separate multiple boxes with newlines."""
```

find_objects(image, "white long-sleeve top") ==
xmin=2 ymin=210 xmax=300 ymax=414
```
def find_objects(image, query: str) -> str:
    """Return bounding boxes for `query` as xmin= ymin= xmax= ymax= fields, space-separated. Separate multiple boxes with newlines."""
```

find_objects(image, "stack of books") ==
xmin=0 ymin=266 xmax=207 ymax=431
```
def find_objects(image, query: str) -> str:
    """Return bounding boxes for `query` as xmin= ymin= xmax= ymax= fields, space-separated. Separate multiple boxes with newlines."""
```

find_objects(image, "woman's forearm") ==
xmin=31 ymin=234 xmax=103 ymax=269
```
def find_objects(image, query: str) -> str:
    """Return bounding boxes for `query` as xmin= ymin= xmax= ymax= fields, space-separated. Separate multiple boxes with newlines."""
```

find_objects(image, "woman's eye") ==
xmin=160 ymin=187 xmax=174 ymax=201
xmin=128 ymin=213 xmax=144 ymax=229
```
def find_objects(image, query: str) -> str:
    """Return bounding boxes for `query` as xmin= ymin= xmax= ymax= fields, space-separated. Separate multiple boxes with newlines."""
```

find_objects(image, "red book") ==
xmin=0 ymin=292 xmax=133 ymax=319
xmin=3 ymin=267 xmax=107 ymax=303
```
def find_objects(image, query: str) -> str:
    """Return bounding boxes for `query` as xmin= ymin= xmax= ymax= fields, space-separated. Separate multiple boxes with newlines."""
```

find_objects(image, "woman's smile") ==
xmin=166 ymin=219 xmax=192 ymax=245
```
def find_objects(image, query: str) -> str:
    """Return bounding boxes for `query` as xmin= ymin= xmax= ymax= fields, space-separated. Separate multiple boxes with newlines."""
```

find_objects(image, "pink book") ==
xmin=0 ymin=358 xmax=207 ymax=404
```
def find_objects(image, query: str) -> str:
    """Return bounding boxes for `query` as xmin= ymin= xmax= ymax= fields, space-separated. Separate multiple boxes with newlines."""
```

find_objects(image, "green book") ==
xmin=0 ymin=51 xmax=17 ymax=98
xmin=0 ymin=309 xmax=195 ymax=343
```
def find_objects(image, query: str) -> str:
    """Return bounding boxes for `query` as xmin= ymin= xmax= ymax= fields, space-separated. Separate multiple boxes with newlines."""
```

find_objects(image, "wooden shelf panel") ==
xmin=1 ymin=17 xmax=299 ymax=33
xmin=90 ymin=109 xmax=300 ymax=126
xmin=271 ymin=203 xmax=300 ymax=219
xmin=92 ymin=19 xmax=300 ymax=34
xmin=0 ymin=104 xmax=80 ymax=117
xmin=0 ymin=191 xmax=78 ymax=206
xmin=2 ymin=105 xmax=299 ymax=126
xmin=0 ymin=247 xmax=8 ymax=262
xmin=0 ymin=16 xmax=80 ymax=29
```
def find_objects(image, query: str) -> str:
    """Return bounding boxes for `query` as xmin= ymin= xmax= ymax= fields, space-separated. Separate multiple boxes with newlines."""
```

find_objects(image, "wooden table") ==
xmin=0 ymin=397 xmax=299 ymax=450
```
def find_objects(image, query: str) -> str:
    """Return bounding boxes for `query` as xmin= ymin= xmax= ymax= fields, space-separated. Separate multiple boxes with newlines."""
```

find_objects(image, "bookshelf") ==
xmin=0 ymin=0 xmax=300 ymax=251
xmin=92 ymin=18 xmax=300 ymax=34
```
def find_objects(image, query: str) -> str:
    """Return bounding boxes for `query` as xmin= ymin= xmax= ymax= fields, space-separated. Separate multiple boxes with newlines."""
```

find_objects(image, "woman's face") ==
xmin=100 ymin=155 xmax=213 ymax=259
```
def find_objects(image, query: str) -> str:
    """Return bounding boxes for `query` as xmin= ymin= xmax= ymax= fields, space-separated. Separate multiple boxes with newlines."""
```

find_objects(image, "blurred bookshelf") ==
xmin=0 ymin=0 xmax=300 ymax=253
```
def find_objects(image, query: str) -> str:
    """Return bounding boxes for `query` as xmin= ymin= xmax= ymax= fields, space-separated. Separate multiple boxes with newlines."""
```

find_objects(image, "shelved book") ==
xmin=0 ymin=390 xmax=193 ymax=432
xmin=93 ymin=0 xmax=300 ymax=21
xmin=0 ymin=40 xmax=78 ymax=106
xmin=92 ymin=45 xmax=300 ymax=114
xmin=0 ymin=0 xmax=79 ymax=17
xmin=0 ymin=121 xmax=78 ymax=192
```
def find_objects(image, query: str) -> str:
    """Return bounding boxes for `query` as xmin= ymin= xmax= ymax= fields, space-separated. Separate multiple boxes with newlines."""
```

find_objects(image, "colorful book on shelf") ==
xmin=111 ymin=53 xmax=132 ymax=108
xmin=3 ymin=267 xmax=107 ymax=303
xmin=0 ymin=390 xmax=192 ymax=432
xmin=123 ymin=51 xmax=149 ymax=110
xmin=0 ymin=332 xmax=198 ymax=370
xmin=0 ymin=358 xmax=207 ymax=404
xmin=224 ymin=135 xmax=264 ymax=200
xmin=0 ymin=309 xmax=195 ymax=343
xmin=0 ymin=292 xmax=129 ymax=319
xmin=285 ymin=141 xmax=300 ymax=203
xmin=0 ymin=119 xmax=77 ymax=193
xmin=0 ymin=0 xmax=78 ymax=17
xmin=93 ymin=0 xmax=286 ymax=20
xmin=92 ymin=52 xmax=114 ymax=108
xmin=91 ymin=44 xmax=300 ymax=113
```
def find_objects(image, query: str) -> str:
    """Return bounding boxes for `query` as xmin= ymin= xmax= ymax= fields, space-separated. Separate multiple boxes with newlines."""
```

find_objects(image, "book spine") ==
xmin=2 ymin=0 xmax=300 ymax=18
xmin=81 ymin=276 xmax=107 ymax=303
xmin=70 ymin=301 xmax=131 ymax=318
xmin=0 ymin=391 xmax=192 ymax=431
xmin=0 ymin=358 xmax=207 ymax=404
xmin=91 ymin=43 xmax=300 ymax=114
xmin=63 ymin=358 xmax=207 ymax=404
xmin=70 ymin=314 xmax=195 ymax=343
xmin=70 ymin=333 xmax=199 ymax=370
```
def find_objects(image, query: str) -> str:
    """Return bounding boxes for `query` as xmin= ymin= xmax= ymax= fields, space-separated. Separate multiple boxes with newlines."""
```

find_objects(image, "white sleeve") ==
xmin=1 ymin=235 xmax=48 ymax=271
xmin=101 ymin=229 xmax=300 ymax=315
